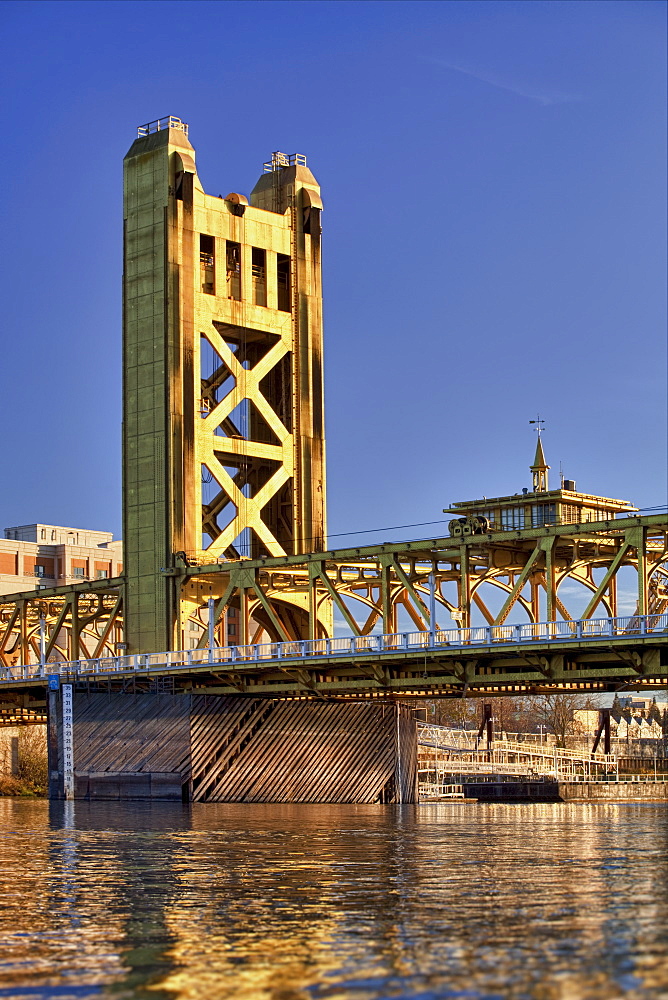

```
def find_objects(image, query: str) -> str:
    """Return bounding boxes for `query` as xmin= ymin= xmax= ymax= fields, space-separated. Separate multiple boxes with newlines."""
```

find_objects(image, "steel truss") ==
xmin=0 ymin=580 xmax=124 ymax=669
xmin=182 ymin=514 xmax=668 ymax=647
xmin=0 ymin=516 xmax=665 ymax=685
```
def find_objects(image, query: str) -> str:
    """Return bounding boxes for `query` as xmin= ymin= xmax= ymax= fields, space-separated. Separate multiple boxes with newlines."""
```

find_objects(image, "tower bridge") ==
xmin=0 ymin=117 xmax=665 ymax=802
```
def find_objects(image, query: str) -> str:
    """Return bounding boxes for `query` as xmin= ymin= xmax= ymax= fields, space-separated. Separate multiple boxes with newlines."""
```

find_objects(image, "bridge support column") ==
xmin=47 ymin=687 xmax=60 ymax=799
xmin=51 ymin=692 xmax=418 ymax=804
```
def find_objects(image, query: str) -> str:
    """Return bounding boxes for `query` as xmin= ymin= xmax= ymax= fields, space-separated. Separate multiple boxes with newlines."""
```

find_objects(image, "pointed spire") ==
xmin=530 ymin=433 xmax=550 ymax=492
xmin=532 ymin=435 xmax=548 ymax=471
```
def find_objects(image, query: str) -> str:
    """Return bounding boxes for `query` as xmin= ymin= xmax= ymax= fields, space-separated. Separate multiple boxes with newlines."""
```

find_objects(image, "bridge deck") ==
xmin=2 ymin=612 xmax=666 ymax=699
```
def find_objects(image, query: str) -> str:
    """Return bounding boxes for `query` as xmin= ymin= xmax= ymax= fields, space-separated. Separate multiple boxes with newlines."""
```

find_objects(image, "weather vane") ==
xmin=529 ymin=415 xmax=545 ymax=438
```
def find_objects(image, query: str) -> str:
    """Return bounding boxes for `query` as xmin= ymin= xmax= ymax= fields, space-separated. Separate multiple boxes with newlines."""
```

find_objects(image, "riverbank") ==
xmin=0 ymin=774 xmax=45 ymax=797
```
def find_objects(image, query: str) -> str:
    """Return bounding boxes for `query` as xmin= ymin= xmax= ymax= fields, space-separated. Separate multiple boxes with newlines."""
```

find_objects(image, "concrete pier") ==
xmin=49 ymin=691 xmax=418 ymax=804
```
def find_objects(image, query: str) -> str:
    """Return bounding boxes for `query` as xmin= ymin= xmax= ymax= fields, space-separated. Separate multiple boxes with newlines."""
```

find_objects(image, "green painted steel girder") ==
xmin=182 ymin=513 xmax=667 ymax=579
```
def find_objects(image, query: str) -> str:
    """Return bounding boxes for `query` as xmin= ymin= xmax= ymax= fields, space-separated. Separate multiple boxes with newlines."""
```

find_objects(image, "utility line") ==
xmin=301 ymin=505 xmax=668 ymax=547
xmin=323 ymin=519 xmax=453 ymax=541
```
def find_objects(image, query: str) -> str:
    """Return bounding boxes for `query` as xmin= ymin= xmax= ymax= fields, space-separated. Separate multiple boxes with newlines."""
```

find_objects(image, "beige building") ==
xmin=574 ymin=699 xmax=667 ymax=756
xmin=0 ymin=524 xmax=123 ymax=597
xmin=0 ymin=523 xmax=244 ymax=652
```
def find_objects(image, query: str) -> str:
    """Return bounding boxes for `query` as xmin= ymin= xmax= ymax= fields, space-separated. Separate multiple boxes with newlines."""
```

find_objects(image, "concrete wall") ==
xmin=559 ymin=781 xmax=668 ymax=801
xmin=462 ymin=780 xmax=668 ymax=802
xmin=0 ymin=728 xmax=19 ymax=775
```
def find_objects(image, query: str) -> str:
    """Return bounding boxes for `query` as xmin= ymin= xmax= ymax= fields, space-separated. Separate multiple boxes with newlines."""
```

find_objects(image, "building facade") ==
xmin=0 ymin=523 xmax=243 ymax=650
xmin=0 ymin=524 xmax=123 ymax=597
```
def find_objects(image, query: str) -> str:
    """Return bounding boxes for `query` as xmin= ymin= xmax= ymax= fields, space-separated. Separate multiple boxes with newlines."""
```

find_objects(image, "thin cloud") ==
xmin=428 ymin=57 xmax=582 ymax=107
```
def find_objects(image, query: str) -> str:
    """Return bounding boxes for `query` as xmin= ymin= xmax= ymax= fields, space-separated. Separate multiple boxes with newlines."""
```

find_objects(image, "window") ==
xmin=200 ymin=234 xmax=215 ymax=295
xmin=228 ymin=623 xmax=236 ymax=636
xmin=251 ymin=248 xmax=267 ymax=306
xmin=72 ymin=567 xmax=85 ymax=578
xmin=40 ymin=529 xmax=46 ymax=540
xmin=277 ymin=254 xmax=291 ymax=311
xmin=532 ymin=503 xmax=556 ymax=527
xmin=96 ymin=569 xmax=108 ymax=579
xmin=561 ymin=504 xmax=579 ymax=524
xmin=51 ymin=531 xmax=56 ymax=541
xmin=226 ymin=241 xmax=241 ymax=300
xmin=34 ymin=565 xmax=46 ymax=578
xmin=591 ymin=508 xmax=608 ymax=522
xmin=501 ymin=507 xmax=525 ymax=530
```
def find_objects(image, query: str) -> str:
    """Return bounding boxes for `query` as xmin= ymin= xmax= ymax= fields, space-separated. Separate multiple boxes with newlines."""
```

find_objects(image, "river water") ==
xmin=0 ymin=800 xmax=666 ymax=1000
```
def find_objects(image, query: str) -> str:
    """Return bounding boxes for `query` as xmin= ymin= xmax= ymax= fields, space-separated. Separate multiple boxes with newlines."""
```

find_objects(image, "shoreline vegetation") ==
xmin=0 ymin=727 xmax=48 ymax=797
xmin=0 ymin=774 xmax=46 ymax=797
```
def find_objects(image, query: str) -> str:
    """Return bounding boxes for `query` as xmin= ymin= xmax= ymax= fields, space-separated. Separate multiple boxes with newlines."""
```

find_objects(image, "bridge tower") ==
xmin=123 ymin=119 xmax=326 ymax=653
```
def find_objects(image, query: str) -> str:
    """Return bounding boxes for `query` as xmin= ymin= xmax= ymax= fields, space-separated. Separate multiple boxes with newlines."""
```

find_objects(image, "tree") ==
xmin=423 ymin=697 xmax=479 ymax=730
xmin=525 ymin=692 xmax=602 ymax=747
xmin=423 ymin=692 xmax=602 ymax=746
xmin=648 ymin=698 xmax=662 ymax=727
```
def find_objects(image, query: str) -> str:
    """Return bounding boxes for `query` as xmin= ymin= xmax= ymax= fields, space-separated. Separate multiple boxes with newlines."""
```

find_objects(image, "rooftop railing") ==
xmin=137 ymin=116 xmax=189 ymax=138
xmin=263 ymin=151 xmax=307 ymax=172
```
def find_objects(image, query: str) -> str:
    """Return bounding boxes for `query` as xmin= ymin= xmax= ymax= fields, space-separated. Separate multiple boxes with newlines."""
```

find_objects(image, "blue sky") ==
xmin=0 ymin=0 xmax=665 ymax=544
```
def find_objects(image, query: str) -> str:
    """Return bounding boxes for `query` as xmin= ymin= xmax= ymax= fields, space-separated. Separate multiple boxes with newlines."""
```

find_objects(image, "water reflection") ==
xmin=0 ymin=800 xmax=666 ymax=999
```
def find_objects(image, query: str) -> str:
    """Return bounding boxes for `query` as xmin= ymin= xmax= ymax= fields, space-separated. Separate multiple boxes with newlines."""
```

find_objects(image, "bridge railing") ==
xmin=2 ymin=612 xmax=666 ymax=683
